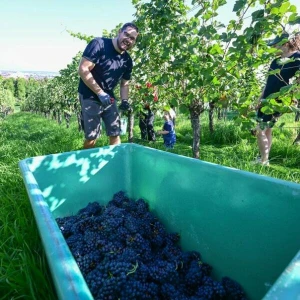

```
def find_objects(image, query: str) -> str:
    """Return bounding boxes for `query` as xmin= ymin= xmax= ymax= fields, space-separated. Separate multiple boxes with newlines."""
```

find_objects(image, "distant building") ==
xmin=0 ymin=70 xmax=59 ymax=80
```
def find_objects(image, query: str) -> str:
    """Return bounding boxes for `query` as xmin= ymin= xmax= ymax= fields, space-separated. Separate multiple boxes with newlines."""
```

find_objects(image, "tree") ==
xmin=131 ymin=0 xmax=300 ymax=158
xmin=15 ymin=78 xmax=26 ymax=102
xmin=0 ymin=77 xmax=15 ymax=115
xmin=3 ymin=78 xmax=15 ymax=95
xmin=25 ymin=77 xmax=39 ymax=98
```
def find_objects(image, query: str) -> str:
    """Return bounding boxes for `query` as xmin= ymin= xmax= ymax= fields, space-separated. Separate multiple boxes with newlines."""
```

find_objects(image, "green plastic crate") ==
xmin=19 ymin=143 xmax=300 ymax=300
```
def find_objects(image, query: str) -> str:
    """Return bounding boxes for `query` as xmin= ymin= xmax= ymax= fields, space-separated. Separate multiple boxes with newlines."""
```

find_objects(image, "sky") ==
xmin=0 ymin=0 xmax=136 ymax=72
xmin=0 ymin=0 xmax=300 ymax=73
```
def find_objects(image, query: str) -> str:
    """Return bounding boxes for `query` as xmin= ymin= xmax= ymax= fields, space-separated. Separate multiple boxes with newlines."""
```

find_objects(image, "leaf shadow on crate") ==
xmin=22 ymin=145 xmax=125 ymax=218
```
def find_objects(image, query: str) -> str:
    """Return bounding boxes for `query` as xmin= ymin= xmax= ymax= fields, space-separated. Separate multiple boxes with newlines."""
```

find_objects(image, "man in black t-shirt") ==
xmin=254 ymin=33 xmax=300 ymax=165
xmin=78 ymin=22 xmax=139 ymax=149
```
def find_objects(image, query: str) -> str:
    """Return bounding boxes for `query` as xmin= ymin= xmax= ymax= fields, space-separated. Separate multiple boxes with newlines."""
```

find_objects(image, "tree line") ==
xmin=0 ymin=76 xmax=43 ymax=117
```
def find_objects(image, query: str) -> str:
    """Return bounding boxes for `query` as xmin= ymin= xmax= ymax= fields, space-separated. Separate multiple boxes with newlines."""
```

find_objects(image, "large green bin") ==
xmin=19 ymin=143 xmax=300 ymax=300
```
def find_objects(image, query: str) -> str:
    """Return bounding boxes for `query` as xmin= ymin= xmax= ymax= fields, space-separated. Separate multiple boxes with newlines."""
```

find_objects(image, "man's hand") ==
xmin=97 ymin=92 xmax=114 ymax=108
xmin=119 ymin=99 xmax=132 ymax=111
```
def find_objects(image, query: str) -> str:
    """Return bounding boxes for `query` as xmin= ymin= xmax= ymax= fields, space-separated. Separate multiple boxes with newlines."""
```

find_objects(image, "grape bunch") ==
xmin=56 ymin=191 xmax=247 ymax=299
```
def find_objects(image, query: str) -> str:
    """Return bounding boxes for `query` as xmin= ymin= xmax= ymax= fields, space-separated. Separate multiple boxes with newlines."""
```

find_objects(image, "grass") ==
xmin=146 ymin=113 xmax=300 ymax=183
xmin=0 ymin=111 xmax=299 ymax=299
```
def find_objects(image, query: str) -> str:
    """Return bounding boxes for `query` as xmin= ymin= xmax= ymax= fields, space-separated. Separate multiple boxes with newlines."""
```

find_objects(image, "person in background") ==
xmin=254 ymin=32 xmax=300 ymax=166
xmin=170 ymin=106 xmax=176 ymax=127
xmin=139 ymin=103 xmax=156 ymax=142
xmin=139 ymin=110 xmax=147 ymax=140
xmin=77 ymin=23 xmax=139 ymax=149
xmin=169 ymin=105 xmax=176 ymax=127
xmin=157 ymin=106 xmax=176 ymax=149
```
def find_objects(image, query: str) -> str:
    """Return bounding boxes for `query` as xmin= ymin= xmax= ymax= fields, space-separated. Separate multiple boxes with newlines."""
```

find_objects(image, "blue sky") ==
xmin=0 ymin=0 xmax=136 ymax=72
xmin=0 ymin=0 xmax=299 ymax=72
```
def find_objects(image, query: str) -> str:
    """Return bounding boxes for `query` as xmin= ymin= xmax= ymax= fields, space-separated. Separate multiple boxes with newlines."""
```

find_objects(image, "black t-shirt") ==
xmin=78 ymin=37 xmax=133 ymax=99
xmin=263 ymin=52 xmax=300 ymax=98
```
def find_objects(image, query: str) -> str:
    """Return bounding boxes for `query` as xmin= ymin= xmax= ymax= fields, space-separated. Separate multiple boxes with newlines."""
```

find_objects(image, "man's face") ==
xmin=117 ymin=26 xmax=138 ymax=51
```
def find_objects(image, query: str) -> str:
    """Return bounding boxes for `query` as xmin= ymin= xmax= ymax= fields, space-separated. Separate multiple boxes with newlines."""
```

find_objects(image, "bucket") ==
xmin=19 ymin=144 xmax=300 ymax=300
xmin=120 ymin=117 xmax=127 ymax=135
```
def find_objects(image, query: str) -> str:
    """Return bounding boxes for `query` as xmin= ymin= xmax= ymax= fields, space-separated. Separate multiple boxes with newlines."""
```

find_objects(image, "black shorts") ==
xmin=79 ymin=94 xmax=120 ymax=140
xmin=256 ymin=109 xmax=281 ymax=129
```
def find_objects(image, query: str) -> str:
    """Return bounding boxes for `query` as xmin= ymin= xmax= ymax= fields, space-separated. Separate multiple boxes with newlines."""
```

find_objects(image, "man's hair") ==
xmin=288 ymin=32 xmax=300 ymax=51
xmin=121 ymin=22 xmax=139 ymax=33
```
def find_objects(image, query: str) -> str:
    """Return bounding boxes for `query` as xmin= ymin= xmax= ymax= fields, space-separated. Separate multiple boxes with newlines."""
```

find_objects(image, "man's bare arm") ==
xmin=120 ymin=79 xmax=130 ymax=100
xmin=78 ymin=57 xmax=103 ymax=95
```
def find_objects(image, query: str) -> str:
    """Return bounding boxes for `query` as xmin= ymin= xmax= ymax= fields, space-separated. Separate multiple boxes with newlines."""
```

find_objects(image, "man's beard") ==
xmin=117 ymin=38 xmax=131 ymax=51
xmin=117 ymin=38 xmax=126 ymax=51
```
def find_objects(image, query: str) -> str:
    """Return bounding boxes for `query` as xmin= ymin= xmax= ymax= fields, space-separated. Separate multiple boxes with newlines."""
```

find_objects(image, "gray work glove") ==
xmin=119 ymin=99 xmax=132 ymax=112
xmin=97 ymin=92 xmax=114 ymax=108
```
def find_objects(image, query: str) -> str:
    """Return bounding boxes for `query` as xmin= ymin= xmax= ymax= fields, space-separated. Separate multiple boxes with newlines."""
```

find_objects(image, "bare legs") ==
xmin=256 ymin=127 xmax=272 ymax=163
xmin=83 ymin=136 xmax=121 ymax=149
xmin=109 ymin=136 xmax=121 ymax=145
xmin=84 ymin=139 xmax=97 ymax=149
